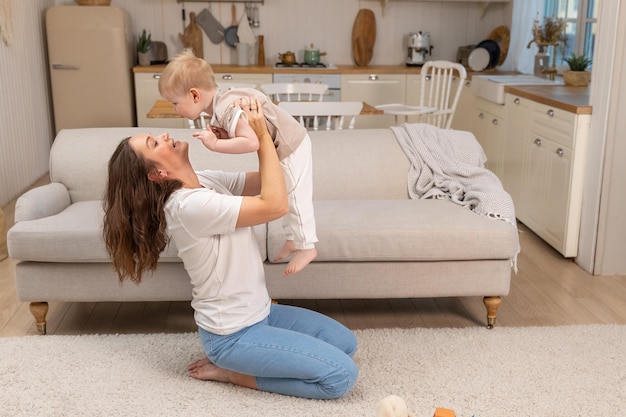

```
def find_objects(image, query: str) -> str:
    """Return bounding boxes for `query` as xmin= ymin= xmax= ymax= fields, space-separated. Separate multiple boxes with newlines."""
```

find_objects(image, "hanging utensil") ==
xmin=196 ymin=7 xmax=225 ymax=45
xmin=223 ymin=4 xmax=239 ymax=49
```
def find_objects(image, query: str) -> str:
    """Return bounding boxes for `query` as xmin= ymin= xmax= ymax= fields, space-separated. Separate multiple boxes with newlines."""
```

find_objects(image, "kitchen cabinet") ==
xmin=404 ymin=74 xmax=423 ymax=123
xmin=134 ymin=71 xmax=271 ymax=128
xmin=341 ymin=73 xmax=406 ymax=129
xmin=134 ymin=72 xmax=188 ymax=128
xmin=213 ymin=72 xmax=272 ymax=88
xmin=450 ymin=79 xmax=475 ymax=132
xmin=506 ymin=93 xmax=591 ymax=257
xmin=502 ymin=94 xmax=530 ymax=208
xmin=473 ymin=97 xmax=505 ymax=179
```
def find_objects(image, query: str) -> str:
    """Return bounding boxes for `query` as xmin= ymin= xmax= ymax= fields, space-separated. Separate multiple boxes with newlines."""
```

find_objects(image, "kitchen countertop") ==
xmin=133 ymin=64 xmax=433 ymax=75
xmin=504 ymin=85 xmax=592 ymax=114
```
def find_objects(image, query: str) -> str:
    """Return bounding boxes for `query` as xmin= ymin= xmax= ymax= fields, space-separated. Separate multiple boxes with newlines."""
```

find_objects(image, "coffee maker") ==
xmin=406 ymin=32 xmax=433 ymax=66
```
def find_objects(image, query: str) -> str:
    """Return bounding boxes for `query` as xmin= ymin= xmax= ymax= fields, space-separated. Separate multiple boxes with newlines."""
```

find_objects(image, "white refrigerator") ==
xmin=46 ymin=6 xmax=136 ymax=133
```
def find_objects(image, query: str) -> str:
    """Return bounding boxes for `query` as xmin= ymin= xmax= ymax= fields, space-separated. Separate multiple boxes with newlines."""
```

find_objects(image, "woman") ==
xmin=103 ymin=98 xmax=358 ymax=399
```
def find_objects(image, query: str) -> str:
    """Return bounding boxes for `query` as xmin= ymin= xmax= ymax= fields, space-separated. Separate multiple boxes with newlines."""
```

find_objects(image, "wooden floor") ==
xmin=2 ymin=177 xmax=626 ymax=337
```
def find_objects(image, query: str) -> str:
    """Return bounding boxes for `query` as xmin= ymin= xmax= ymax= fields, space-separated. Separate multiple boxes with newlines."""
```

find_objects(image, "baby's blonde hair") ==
xmin=158 ymin=49 xmax=217 ymax=97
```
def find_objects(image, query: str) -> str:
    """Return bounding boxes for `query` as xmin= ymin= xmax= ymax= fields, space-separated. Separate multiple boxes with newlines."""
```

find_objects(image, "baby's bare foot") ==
xmin=284 ymin=248 xmax=317 ymax=276
xmin=272 ymin=240 xmax=297 ymax=262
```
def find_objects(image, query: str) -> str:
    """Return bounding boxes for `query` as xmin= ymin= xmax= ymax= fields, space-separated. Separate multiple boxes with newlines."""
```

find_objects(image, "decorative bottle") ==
xmin=257 ymin=35 xmax=265 ymax=66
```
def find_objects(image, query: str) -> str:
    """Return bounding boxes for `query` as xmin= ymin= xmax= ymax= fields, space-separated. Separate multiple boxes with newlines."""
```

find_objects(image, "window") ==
xmin=544 ymin=0 xmax=598 ymax=68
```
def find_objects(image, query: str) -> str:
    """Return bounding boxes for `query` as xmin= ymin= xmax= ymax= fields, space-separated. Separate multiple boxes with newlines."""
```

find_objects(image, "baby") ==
xmin=158 ymin=49 xmax=317 ymax=275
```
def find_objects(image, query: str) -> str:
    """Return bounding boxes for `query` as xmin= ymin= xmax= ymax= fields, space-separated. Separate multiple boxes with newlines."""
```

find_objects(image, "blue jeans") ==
xmin=197 ymin=304 xmax=358 ymax=399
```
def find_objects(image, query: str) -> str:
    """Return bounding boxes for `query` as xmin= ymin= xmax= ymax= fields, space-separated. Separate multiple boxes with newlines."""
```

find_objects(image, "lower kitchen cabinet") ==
xmin=341 ymin=73 xmax=406 ymax=129
xmin=134 ymin=72 xmax=271 ymax=128
xmin=505 ymin=93 xmax=591 ymax=257
xmin=502 ymin=94 xmax=530 ymax=208
xmin=473 ymin=97 xmax=505 ymax=179
xmin=450 ymin=79 xmax=476 ymax=132
xmin=134 ymin=72 xmax=188 ymax=128
xmin=213 ymin=72 xmax=272 ymax=88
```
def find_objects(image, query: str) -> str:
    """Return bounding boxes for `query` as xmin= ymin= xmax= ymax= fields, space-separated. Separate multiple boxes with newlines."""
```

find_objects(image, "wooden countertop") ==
xmin=504 ymin=85 xmax=592 ymax=114
xmin=133 ymin=64 xmax=427 ymax=75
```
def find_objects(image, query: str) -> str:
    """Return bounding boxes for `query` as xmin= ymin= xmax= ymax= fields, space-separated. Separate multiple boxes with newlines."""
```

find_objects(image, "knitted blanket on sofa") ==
xmin=391 ymin=123 xmax=517 ymax=229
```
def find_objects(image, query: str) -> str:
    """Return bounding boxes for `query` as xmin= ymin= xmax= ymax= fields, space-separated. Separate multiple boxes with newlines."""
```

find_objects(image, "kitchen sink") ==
xmin=471 ymin=74 xmax=563 ymax=104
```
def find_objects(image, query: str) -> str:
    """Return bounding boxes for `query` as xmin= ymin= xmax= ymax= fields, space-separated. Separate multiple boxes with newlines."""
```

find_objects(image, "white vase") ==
xmin=138 ymin=51 xmax=151 ymax=66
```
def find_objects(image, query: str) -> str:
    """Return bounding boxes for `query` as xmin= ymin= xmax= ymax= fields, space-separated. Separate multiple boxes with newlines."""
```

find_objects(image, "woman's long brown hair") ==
xmin=102 ymin=137 xmax=181 ymax=284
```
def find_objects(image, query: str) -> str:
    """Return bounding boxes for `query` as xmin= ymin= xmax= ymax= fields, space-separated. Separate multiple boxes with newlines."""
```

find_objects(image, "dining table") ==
xmin=146 ymin=99 xmax=384 ymax=120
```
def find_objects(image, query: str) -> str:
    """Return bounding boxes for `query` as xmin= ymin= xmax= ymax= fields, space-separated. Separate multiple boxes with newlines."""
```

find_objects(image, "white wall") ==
xmin=55 ymin=0 xmax=511 ymax=66
xmin=0 ymin=0 xmax=55 ymax=206
xmin=588 ymin=2 xmax=626 ymax=274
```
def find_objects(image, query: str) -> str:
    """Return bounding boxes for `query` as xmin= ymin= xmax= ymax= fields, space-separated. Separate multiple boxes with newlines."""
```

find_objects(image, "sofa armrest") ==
xmin=14 ymin=182 xmax=71 ymax=223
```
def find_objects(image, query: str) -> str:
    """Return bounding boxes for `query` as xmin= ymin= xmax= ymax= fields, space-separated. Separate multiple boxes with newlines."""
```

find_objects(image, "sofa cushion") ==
xmin=8 ymin=201 xmax=267 ymax=263
xmin=267 ymin=199 xmax=519 ymax=262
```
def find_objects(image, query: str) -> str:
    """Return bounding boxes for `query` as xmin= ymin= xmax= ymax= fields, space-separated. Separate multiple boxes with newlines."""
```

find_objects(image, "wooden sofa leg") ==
xmin=482 ymin=296 xmax=501 ymax=329
xmin=29 ymin=302 xmax=49 ymax=335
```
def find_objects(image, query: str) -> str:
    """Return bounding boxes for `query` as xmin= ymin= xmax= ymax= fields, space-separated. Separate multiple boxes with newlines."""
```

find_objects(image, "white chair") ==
xmin=376 ymin=60 xmax=467 ymax=129
xmin=188 ymin=83 xmax=258 ymax=129
xmin=261 ymin=83 xmax=328 ymax=103
xmin=279 ymin=101 xmax=363 ymax=130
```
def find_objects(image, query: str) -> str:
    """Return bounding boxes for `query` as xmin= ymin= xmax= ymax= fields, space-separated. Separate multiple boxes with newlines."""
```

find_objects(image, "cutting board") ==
xmin=352 ymin=9 xmax=376 ymax=66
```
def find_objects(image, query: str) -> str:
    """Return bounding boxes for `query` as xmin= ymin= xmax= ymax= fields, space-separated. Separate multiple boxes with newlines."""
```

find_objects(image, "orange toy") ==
xmin=433 ymin=408 xmax=456 ymax=417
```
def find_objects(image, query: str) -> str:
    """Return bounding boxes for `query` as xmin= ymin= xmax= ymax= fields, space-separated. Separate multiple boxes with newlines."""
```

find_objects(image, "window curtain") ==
xmin=499 ymin=0 xmax=546 ymax=73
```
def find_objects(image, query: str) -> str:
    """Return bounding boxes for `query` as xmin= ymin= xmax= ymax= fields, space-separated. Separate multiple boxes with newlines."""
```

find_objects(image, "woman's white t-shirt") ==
xmin=164 ymin=170 xmax=271 ymax=335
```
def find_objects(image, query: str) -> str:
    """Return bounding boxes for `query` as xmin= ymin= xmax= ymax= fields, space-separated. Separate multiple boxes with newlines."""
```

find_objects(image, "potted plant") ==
xmin=563 ymin=53 xmax=592 ymax=86
xmin=137 ymin=29 xmax=152 ymax=66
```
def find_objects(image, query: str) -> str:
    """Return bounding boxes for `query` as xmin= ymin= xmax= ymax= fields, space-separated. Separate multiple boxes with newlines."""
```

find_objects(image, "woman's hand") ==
xmin=235 ymin=96 xmax=288 ymax=228
xmin=209 ymin=125 xmax=229 ymax=139
xmin=238 ymin=97 xmax=269 ymax=138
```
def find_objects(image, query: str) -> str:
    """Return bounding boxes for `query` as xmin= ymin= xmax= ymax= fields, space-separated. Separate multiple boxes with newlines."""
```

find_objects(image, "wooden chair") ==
xmin=376 ymin=60 xmax=467 ymax=129
xmin=279 ymin=101 xmax=363 ymax=130
xmin=260 ymin=83 xmax=328 ymax=103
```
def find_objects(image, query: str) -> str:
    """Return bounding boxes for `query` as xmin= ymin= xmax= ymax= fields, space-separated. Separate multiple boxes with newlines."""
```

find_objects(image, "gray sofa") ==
xmin=8 ymin=127 xmax=519 ymax=334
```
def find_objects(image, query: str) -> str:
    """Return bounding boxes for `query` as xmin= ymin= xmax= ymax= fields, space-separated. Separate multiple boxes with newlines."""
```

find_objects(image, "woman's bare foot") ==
xmin=187 ymin=357 xmax=221 ymax=381
xmin=186 ymin=357 xmax=258 ymax=390
xmin=284 ymin=248 xmax=317 ymax=276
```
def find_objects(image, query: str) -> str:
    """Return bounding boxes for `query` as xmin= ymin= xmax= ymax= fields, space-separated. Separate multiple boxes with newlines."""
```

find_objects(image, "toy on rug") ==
xmin=375 ymin=395 xmax=415 ymax=417
xmin=375 ymin=395 xmax=457 ymax=417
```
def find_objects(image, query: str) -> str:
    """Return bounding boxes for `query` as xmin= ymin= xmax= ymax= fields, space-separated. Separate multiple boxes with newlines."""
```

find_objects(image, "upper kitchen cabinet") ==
xmin=341 ymin=74 xmax=406 ymax=129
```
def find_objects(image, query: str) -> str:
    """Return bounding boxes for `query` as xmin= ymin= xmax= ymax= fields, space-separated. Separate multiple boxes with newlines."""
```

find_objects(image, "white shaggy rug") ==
xmin=1 ymin=325 xmax=624 ymax=417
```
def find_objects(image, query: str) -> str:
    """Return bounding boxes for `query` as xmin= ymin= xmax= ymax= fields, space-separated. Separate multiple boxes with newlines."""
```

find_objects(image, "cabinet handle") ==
xmin=534 ymin=138 xmax=542 ymax=146
xmin=556 ymin=148 xmax=564 ymax=157
xmin=369 ymin=74 xmax=379 ymax=81
xmin=492 ymin=118 xmax=498 ymax=125
xmin=222 ymin=74 xmax=233 ymax=80
xmin=465 ymin=81 xmax=471 ymax=87
xmin=479 ymin=112 xmax=485 ymax=119
xmin=514 ymin=98 xmax=520 ymax=104
xmin=52 ymin=64 xmax=79 ymax=70
xmin=152 ymin=74 xmax=161 ymax=79
xmin=547 ymin=109 xmax=555 ymax=117
xmin=425 ymin=75 xmax=432 ymax=81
